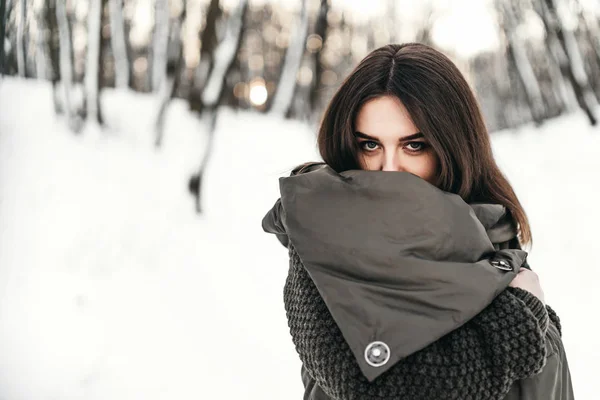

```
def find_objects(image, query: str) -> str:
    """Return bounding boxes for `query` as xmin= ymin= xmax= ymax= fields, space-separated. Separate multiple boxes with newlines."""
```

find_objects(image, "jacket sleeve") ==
xmin=546 ymin=305 xmax=562 ymax=336
xmin=261 ymin=198 xmax=289 ymax=248
xmin=301 ymin=365 xmax=332 ymax=400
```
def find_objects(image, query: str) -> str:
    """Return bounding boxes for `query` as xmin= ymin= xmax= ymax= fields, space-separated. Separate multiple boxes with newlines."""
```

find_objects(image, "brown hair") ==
xmin=316 ymin=43 xmax=531 ymax=245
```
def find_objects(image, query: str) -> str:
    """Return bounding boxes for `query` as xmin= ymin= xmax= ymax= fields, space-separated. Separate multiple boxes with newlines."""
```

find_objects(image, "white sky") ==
xmin=219 ymin=0 xmax=501 ymax=58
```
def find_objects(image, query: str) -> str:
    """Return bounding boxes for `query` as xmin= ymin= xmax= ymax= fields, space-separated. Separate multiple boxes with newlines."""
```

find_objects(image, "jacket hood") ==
xmin=262 ymin=163 xmax=527 ymax=382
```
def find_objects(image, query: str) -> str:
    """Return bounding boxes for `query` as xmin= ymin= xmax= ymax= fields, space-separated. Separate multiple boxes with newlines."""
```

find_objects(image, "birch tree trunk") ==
xmin=580 ymin=7 xmax=600 ymax=68
xmin=0 ymin=0 xmax=7 ymax=76
xmin=45 ymin=0 xmax=61 ymax=112
xmin=85 ymin=0 xmax=103 ymax=126
xmin=542 ymin=0 xmax=598 ymax=125
xmin=269 ymin=0 xmax=308 ymax=117
xmin=16 ymin=0 xmax=25 ymax=76
xmin=192 ymin=0 xmax=248 ymax=213
xmin=35 ymin=2 xmax=46 ymax=79
xmin=56 ymin=0 xmax=76 ymax=130
xmin=498 ymin=0 xmax=545 ymax=124
xmin=151 ymin=0 xmax=169 ymax=91
xmin=155 ymin=3 xmax=186 ymax=147
xmin=188 ymin=0 xmax=221 ymax=113
xmin=200 ymin=0 xmax=246 ymax=109
xmin=309 ymin=0 xmax=329 ymax=114
xmin=109 ymin=0 xmax=128 ymax=88
xmin=532 ymin=0 xmax=576 ymax=114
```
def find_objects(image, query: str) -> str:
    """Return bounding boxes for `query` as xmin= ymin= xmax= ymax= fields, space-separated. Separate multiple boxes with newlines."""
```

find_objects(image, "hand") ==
xmin=509 ymin=269 xmax=545 ymax=305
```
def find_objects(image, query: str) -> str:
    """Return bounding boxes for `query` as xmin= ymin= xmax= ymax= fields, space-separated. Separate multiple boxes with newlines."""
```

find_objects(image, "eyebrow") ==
xmin=354 ymin=131 xmax=425 ymax=142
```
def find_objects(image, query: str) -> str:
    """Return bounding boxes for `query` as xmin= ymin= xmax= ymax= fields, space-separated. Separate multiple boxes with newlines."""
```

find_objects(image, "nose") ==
xmin=381 ymin=152 xmax=404 ymax=172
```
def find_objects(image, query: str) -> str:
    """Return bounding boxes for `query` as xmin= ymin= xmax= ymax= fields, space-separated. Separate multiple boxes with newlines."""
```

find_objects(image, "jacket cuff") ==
xmin=507 ymin=287 xmax=549 ymax=334
xmin=546 ymin=305 xmax=562 ymax=336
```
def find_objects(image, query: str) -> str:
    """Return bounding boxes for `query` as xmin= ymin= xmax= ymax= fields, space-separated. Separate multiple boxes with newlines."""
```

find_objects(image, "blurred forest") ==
xmin=1 ymin=0 xmax=599 ymax=133
xmin=0 ymin=0 xmax=599 ymax=212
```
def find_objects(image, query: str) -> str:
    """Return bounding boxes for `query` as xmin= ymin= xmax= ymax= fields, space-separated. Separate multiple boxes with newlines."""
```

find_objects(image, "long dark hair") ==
xmin=316 ymin=43 xmax=532 ymax=245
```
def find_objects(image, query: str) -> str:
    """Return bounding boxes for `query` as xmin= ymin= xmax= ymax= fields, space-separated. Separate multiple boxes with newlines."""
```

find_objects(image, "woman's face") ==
xmin=354 ymin=95 xmax=440 ymax=185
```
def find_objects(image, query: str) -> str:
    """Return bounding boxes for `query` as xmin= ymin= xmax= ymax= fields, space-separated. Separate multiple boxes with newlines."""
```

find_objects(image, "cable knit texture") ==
xmin=546 ymin=305 xmax=562 ymax=336
xmin=284 ymin=246 xmax=549 ymax=400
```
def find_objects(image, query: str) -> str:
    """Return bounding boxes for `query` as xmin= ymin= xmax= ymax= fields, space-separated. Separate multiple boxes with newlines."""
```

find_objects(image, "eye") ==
xmin=360 ymin=141 xmax=380 ymax=152
xmin=404 ymin=142 xmax=427 ymax=152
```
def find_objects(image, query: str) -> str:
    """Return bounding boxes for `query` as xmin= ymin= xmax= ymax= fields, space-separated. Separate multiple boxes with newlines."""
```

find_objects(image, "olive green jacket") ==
xmin=263 ymin=162 xmax=574 ymax=400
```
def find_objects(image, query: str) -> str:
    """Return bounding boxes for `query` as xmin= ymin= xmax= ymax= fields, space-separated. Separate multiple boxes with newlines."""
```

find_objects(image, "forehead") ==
xmin=355 ymin=96 xmax=419 ymax=139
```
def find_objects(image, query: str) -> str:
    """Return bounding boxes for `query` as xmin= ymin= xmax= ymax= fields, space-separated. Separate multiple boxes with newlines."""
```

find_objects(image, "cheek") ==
xmin=406 ymin=153 xmax=439 ymax=184
xmin=359 ymin=154 xmax=380 ymax=171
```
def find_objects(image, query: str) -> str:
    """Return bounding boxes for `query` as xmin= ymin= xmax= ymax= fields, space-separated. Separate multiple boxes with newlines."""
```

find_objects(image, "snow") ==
xmin=0 ymin=77 xmax=599 ymax=399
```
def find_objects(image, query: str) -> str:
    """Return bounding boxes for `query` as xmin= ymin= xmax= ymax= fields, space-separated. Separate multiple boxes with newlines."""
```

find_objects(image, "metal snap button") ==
xmin=491 ymin=259 xmax=512 ymax=271
xmin=365 ymin=341 xmax=391 ymax=367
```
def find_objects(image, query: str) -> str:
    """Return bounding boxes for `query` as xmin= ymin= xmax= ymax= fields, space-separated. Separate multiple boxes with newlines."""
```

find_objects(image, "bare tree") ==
xmin=580 ymin=4 xmax=600 ymax=68
xmin=16 ymin=0 xmax=25 ymax=76
xmin=84 ymin=0 xmax=104 ymax=126
xmin=109 ymin=0 xmax=128 ymax=89
xmin=308 ymin=0 xmax=329 ymax=114
xmin=190 ymin=0 xmax=248 ymax=213
xmin=269 ymin=0 xmax=308 ymax=117
xmin=45 ymin=0 xmax=61 ymax=113
xmin=34 ymin=1 xmax=47 ymax=79
xmin=155 ymin=1 xmax=186 ymax=147
xmin=188 ymin=0 xmax=222 ymax=113
xmin=497 ymin=0 xmax=546 ymax=125
xmin=151 ymin=0 xmax=169 ymax=92
xmin=0 ymin=0 xmax=6 ymax=76
xmin=540 ymin=0 xmax=598 ymax=125
xmin=55 ymin=0 xmax=77 ymax=130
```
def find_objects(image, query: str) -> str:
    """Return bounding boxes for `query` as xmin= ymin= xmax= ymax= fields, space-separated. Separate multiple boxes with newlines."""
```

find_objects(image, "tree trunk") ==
xmin=542 ymin=0 xmax=598 ymax=125
xmin=151 ymin=0 xmax=169 ymax=92
xmin=45 ymin=0 xmax=60 ymax=113
xmin=200 ymin=0 xmax=247 ymax=109
xmin=85 ymin=0 xmax=103 ymax=126
xmin=16 ymin=0 xmax=25 ymax=76
xmin=192 ymin=0 xmax=248 ymax=213
xmin=309 ymin=0 xmax=329 ymax=114
xmin=580 ymin=6 xmax=600 ymax=69
xmin=109 ymin=0 xmax=128 ymax=89
xmin=498 ymin=0 xmax=545 ymax=125
xmin=269 ymin=0 xmax=308 ymax=117
xmin=0 ymin=0 xmax=7 ymax=76
xmin=34 ymin=2 xmax=47 ymax=79
xmin=188 ymin=0 xmax=221 ymax=114
xmin=56 ymin=0 xmax=76 ymax=130
xmin=155 ymin=3 xmax=186 ymax=147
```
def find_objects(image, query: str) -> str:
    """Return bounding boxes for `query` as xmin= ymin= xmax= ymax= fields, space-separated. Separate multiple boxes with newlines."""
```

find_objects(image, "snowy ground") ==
xmin=0 ymin=77 xmax=598 ymax=399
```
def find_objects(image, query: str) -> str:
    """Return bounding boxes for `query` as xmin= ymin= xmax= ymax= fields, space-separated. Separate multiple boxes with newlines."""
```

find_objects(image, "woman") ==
xmin=262 ymin=43 xmax=573 ymax=399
